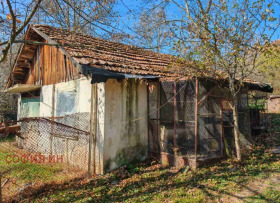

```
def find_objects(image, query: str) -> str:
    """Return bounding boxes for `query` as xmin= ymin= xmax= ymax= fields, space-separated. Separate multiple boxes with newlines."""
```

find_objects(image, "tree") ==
xmin=0 ymin=0 xmax=43 ymax=62
xmin=133 ymin=6 xmax=172 ymax=52
xmin=257 ymin=40 xmax=280 ymax=94
xmin=0 ymin=0 xmax=122 ymax=63
xmin=143 ymin=0 xmax=280 ymax=161
xmin=37 ymin=0 xmax=119 ymax=37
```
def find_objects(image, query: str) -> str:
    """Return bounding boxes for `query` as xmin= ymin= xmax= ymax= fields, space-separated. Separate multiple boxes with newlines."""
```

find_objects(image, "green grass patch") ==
xmin=245 ymin=187 xmax=280 ymax=202
xmin=0 ymin=148 xmax=62 ymax=183
xmin=25 ymin=147 xmax=279 ymax=202
xmin=3 ymin=114 xmax=280 ymax=202
xmin=0 ymin=134 xmax=16 ymax=142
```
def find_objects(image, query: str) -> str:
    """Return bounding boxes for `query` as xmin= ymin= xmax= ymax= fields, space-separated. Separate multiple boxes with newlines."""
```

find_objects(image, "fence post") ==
xmin=195 ymin=78 xmax=198 ymax=169
xmin=93 ymin=83 xmax=98 ymax=174
xmin=173 ymin=81 xmax=178 ymax=167
xmin=220 ymin=100 xmax=224 ymax=156
xmin=88 ymin=84 xmax=95 ymax=178
xmin=50 ymin=84 xmax=55 ymax=156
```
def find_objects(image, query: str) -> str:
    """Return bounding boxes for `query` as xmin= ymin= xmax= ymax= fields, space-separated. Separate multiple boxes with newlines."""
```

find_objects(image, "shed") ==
xmin=5 ymin=24 xmax=273 ymax=173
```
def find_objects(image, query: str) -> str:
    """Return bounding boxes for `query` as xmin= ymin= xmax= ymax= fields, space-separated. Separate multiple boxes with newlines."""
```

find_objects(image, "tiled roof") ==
xmin=31 ymin=24 xmax=217 ymax=80
xmin=9 ymin=24 xmax=271 ymax=92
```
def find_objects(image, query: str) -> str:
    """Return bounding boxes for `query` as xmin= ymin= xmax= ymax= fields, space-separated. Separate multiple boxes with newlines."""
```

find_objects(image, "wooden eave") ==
xmin=5 ymin=84 xmax=41 ymax=93
xmin=6 ymin=26 xmax=43 ymax=89
xmin=5 ymin=25 xmax=81 ymax=89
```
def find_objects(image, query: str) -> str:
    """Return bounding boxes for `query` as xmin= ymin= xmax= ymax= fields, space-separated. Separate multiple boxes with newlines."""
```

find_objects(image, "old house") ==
xmin=5 ymin=25 xmax=273 ymax=174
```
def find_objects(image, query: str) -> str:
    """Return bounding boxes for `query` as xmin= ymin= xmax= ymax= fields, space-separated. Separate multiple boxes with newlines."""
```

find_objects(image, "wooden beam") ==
xmin=88 ymin=84 xmax=95 ymax=178
xmin=93 ymin=83 xmax=98 ymax=174
xmin=197 ymin=85 xmax=216 ymax=106
xmin=0 ymin=40 xmax=59 ymax=47
xmin=195 ymin=78 xmax=198 ymax=168
xmin=4 ymin=84 xmax=41 ymax=93
xmin=173 ymin=81 xmax=177 ymax=166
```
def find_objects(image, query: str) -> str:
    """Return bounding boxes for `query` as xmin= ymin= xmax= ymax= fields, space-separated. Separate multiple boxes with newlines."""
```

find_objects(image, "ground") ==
xmin=1 ymin=117 xmax=280 ymax=202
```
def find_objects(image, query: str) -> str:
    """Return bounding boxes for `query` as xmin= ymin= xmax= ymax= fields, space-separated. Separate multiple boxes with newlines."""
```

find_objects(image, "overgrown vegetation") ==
xmin=1 ymin=115 xmax=279 ymax=202
xmin=0 ymin=142 xmax=84 ymax=202
xmin=268 ymin=114 xmax=280 ymax=136
xmin=11 ymin=146 xmax=278 ymax=202
xmin=0 ymin=150 xmax=62 ymax=182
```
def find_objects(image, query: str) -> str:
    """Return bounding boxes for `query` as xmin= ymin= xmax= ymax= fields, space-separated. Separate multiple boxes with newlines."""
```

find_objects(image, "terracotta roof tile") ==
xmin=31 ymin=24 xmax=201 ymax=79
xmin=28 ymin=25 xmax=270 ymax=90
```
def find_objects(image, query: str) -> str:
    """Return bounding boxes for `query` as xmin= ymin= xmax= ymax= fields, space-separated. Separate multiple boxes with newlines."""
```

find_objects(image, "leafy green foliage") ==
xmin=257 ymin=41 xmax=280 ymax=94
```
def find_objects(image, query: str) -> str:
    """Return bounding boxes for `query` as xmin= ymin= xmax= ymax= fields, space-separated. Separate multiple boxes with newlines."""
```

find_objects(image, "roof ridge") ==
xmin=31 ymin=24 xmax=176 ymax=59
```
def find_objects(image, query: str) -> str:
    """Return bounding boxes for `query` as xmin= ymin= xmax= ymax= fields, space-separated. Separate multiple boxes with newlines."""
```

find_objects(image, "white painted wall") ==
xmin=40 ymin=85 xmax=53 ymax=117
xmin=103 ymin=79 xmax=148 ymax=172
xmin=19 ymin=77 xmax=149 ymax=174
xmin=77 ymin=79 xmax=92 ymax=113
xmin=19 ymin=78 xmax=107 ymax=171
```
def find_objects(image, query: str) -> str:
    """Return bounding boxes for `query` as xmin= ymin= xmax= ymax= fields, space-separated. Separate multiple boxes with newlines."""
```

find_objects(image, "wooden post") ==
xmin=173 ymin=81 xmax=177 ymax=166
xmin=156 ymin=82 xmax=160 ymax=152
xmin=195 ymin=78 xmax=198 ymax=168
xmin=66 ymin=139 xmax=69 ymax=164
xmin=88 ymin=84 xmax=95 ymax=178
xmin=174 ymin=81 xmax=177 ymax=146
xmin=246 ymin=87 xmax=252 ymax=139
xmin=147 ymin=84 xmax=150 ymax=154
xmin=50 ymin=84 xmax=55 ymax=156
xmin=220 ymin=100 xmax=224 ymax=156
xmin=93 ymin=83 xmax=98 ymax=174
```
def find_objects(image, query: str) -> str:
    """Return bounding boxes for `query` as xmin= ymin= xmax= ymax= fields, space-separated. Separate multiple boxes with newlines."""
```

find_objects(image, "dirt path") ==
xmin=221 ymin=174 xmax=280 ymax=202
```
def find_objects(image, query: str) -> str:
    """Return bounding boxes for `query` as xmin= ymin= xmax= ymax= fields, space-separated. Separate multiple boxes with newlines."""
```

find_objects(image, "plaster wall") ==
xmin=103 ymin=79 xmax=148 ymax=172
xmin=19 ymin=78 xmax=105 ymax=171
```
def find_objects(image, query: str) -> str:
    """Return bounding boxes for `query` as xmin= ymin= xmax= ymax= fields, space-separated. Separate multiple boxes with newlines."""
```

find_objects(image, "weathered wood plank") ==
xmin=13 ymin=43 xmax=81 ymax=87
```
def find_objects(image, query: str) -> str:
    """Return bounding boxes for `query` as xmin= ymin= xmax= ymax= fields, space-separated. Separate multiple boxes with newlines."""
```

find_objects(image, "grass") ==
xmin=0 ymin=146 xmax=62 ymax=183
xmin=2 ymin=114 xmax=280 ymax=202
xmin=9 ymin=145 xmax=278 ymax=203
xmin=268 ymin=113 xmax=280 ymax=136
xmin=0 ymin=142 xmax=84 ymax=202
xmin=0 ymin=134 xmax=16 ymax=142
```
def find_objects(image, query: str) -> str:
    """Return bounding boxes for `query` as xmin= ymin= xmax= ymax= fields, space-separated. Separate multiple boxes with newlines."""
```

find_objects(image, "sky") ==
xmin=116 ymin=0 xmax=280 ymax=42
xmin=1 ymin=0 xmax=280 ymax=54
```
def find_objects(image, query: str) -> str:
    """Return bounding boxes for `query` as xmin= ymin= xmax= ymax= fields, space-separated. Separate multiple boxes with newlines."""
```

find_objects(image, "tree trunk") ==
xmin=232 ymin=96 xmax=242 ymax=161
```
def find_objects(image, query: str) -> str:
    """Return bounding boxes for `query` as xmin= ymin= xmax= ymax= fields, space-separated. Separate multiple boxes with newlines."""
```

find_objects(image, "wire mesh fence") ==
xmin=197 ymin=81 xmax=224 ymax=159
xmin=148 ymin=79 xmax=261 ymax=165
xmin=0 ymin=113 xmax=92 ymax=202
xmin=18 ymin=116 xmax=90 ymax=170
xmin=159 ymin=80 xmax=196 ymax=157
xmin=248 ymin=92 xmax=269 ymax=136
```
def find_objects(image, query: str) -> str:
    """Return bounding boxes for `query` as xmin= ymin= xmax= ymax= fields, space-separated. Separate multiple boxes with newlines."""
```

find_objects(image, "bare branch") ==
xmin=0 ymin=0 xmax=42 ymax=63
